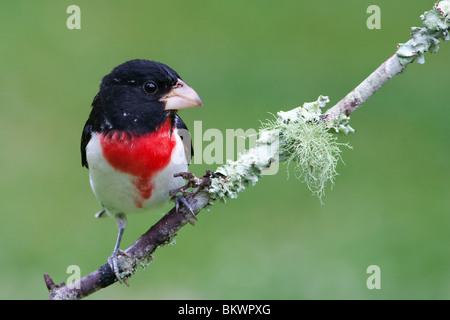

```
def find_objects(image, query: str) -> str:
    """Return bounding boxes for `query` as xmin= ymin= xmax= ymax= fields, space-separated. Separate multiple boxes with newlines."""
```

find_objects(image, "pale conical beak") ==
xmin=161 ymin=79 xmax=203 ymax=110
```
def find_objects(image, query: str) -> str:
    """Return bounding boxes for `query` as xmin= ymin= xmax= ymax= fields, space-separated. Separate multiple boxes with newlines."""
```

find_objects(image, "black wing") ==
xmin=81 ymin=121 xmax=92 ymax=168
xmin=174 ymin=114 xmax=193 ymax=164
xmin=81 ymin=94 xmax=101 ymax=168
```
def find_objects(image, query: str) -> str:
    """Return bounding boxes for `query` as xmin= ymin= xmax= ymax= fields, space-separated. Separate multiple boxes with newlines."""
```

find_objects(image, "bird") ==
xmin=80 ymin=59 xmax=203 ymax=282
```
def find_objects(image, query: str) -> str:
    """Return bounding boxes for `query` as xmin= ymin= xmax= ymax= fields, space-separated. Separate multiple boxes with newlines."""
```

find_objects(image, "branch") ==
xmin=44 ymin=1 xmax=450 ymax=299
xmin=323 ymin=54 xmax=404 ymax=119
xmin=325 ymin=1 xmax=450 ymax=119
xmin=45 ymin=173 xmax=213 ymax=300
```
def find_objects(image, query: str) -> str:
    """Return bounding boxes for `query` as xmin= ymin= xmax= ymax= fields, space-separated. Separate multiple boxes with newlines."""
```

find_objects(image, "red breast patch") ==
xmin=99 ymin=119 xmax=176 ymax=208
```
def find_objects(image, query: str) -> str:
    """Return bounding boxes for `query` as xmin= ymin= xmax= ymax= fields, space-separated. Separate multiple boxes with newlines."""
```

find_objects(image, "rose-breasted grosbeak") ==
xmin=81 ymin=59 xmax=203 ymax=281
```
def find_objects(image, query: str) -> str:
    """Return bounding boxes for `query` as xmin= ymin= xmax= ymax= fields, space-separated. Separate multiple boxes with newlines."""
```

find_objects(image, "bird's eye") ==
xmin=143 ymin=82 xmax=158 ymax=94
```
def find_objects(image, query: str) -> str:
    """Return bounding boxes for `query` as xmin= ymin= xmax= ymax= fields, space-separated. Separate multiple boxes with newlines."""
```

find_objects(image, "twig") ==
xmin=325 ymin=1 xmax=450 ymax=119
xmin=323 ymin=54 xmax=404 ymax=119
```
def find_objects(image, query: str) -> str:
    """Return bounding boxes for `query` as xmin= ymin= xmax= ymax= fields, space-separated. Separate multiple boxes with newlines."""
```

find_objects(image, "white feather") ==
xmin=86 ymin=130 xmax=188 ymax=217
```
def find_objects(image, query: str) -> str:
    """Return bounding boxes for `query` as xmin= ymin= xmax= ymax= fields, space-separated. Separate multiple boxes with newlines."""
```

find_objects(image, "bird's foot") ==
xmin=107 ymin=248 xmax=131 ymax=285
xmin=170 ymin=170 xmax=217 ymax=195
xmin=171 ymin=170 xmax=221 ymax=225
xmin=174 ymin=194 xmax=197 ymax=225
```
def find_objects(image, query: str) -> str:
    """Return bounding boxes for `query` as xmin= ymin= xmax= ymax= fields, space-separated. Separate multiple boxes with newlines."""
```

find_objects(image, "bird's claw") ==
xmin=170 ymin=170 xmax=215 ymax=196
xmin=175 ymin=194 xmax=197 ymax=225
xmin=171 ymin=170 xmax=220 ymax=225
xmin=107 ymin=248 xmax=129 ymax=285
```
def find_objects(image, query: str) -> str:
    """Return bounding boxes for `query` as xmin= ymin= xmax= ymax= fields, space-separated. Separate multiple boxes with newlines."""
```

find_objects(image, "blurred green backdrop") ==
xmin=1 ymin=0 xmax=449 ymax=300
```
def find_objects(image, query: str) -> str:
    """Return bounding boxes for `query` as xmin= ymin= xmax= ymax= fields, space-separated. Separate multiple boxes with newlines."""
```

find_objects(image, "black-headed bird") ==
xmin=81 ymin=59 xmax=203 ymax=281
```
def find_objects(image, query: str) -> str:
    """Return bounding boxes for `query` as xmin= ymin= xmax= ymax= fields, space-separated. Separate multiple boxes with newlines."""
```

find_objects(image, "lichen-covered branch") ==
xmin=325 ymin=1 xmax=449 ymax=120
xmin=44 ymin=1 xmax=450 ymax=300
xmin=397 ymin=1 xmax=450 ymax=65
xmin=209 ymin=96 xmax=352 ymax=203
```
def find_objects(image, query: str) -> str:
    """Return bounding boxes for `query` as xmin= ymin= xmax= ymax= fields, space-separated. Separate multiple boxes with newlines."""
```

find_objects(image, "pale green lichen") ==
xmin=208 ymin=96 xmax=353 ymax=203
xmin=329 ymin=113 xmax=356 ymax=135
xmin=396 ymin=0 xmax=450 ymax=65
xmin=209 ymin=131 xmax=279 ymax=202
xmin=278 ymin=119 xmax=347 ymax=201
xmin=262 ymin=96 xmax=352 ymax=201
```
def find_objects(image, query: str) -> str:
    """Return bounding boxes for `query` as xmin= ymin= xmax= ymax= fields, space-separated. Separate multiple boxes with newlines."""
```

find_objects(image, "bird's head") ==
xmin=93 ymin=59 xmax=203 ymax=133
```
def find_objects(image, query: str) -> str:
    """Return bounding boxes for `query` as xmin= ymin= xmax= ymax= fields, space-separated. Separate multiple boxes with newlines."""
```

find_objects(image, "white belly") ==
xmin=86 ymin=132 xmax=188 ymax=216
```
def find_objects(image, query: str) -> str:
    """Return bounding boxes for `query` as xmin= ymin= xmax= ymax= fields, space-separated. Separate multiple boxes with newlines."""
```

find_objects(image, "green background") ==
xmin=1 ymin=0 xmax=449 ymax=299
